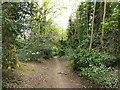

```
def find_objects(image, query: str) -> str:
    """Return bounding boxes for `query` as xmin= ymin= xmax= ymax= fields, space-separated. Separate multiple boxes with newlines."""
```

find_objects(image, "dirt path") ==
xmin=16 ymin=57 xmax=97 ymax=88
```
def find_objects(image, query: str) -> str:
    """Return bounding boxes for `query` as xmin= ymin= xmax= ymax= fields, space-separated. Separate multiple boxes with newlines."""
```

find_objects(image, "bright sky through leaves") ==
xmin=53 ymin=0 xmax=80 ymax=30
xmin=38 ymin=0 xmax=80 ymax=30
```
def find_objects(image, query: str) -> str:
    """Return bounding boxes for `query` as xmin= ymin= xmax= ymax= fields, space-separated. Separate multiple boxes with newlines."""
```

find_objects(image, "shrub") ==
xmin=52 ymin=46 xmax=59 ymax=56
xmin=17 ymin=36 xmax=54 ymax=62
xmin=68 ymin=45 xmax=118 ymax=88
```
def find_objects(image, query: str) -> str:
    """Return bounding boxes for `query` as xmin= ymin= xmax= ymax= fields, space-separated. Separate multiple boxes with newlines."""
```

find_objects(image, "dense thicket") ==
xmin=2 ymin=1 xmax=60 ymax=88
xmin=2 ymin=2 xmax=33 ymax=69
xmin=59 ymin=1 xmax=119 ymax=88
xmin=2 ymin=1 xmax=60 ymax=69
xmin=66 ymin=2 xmax=120 ymax=54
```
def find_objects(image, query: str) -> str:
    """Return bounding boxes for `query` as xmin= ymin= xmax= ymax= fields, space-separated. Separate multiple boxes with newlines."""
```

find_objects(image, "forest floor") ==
xmin=15 ymin=57 xmax=99 ymax=88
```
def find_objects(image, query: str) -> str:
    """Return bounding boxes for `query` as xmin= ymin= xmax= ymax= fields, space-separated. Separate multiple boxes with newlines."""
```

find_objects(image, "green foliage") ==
xmin=43 ymin=43 xmax=54 ymax=59
xmin=62 ymin=7 xmax=67 ymax=9
xmin=65 ymin=2 xmax=120 ymax=88
xmin=2 ymin=44 xmax=18 ymax=69
xmin=79 ymin=66 xmax=118 ymax=88
xmin=17 ymin=35 xmax=54 ymax=62
xmin=15 ymin=1 xmax=61 ymax=62
xmin=2 ymin=70 xmax=21 ymax=88
xmin=32 ymin=68 xmax=35 ymax=71
xmin=57 ymin=40 xmax=66 ymax=57
xmin=52 ymin=46 xmax=59 ymax=56
xmin=58 ymin=56 xmax=65 ymax=60
xmin=67 ymin=45 xmax=118 ymax=88
xmin=2 ymin=2 xmax=34 ymax=69
xmin=2 ymin=1 xmax=120 ymax=89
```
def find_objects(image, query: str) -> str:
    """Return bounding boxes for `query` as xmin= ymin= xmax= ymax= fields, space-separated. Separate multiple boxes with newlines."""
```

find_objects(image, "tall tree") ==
xmin=89 ymin=0 xmax=96 ymax=53
xmin=2 ymin=2 xmax=32 ymax=69
xmin=101 ymin=0 xmax=106 ymax=50
xmin=117 ymin=2 xmax=120 ymax=54
xmin=86 ymin=2 xmax=89 ymax=36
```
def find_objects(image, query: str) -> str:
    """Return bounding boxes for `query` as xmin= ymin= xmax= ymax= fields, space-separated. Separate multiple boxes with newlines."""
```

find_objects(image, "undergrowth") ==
xmin=2 ymin=70 xmax=21 ymax=88
xmin=66 ymin=45 xmax=118 ymax=88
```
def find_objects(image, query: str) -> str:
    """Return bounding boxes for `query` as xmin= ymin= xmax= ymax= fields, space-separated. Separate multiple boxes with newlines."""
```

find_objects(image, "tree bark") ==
xmin=44 ymin=2 xmax=47 ymax=35
xmin=101 ymin=0 xmax=106 ymax=50
xmin=100 ymin=0 xmax=103 ymax=22
xmin=89 ymin=0 xmax=96 ymax=53
xmin=75 ymin=11 xmax=78 ymax=35
xmin=118 ymin=2 xmax=120 ymax=53
xmin=86 ymin=2 xmax=89 ymax=36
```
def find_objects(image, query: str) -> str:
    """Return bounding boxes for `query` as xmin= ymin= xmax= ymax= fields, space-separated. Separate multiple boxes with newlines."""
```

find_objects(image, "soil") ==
xmin=15 ymin=56 xmax=98 ymax=88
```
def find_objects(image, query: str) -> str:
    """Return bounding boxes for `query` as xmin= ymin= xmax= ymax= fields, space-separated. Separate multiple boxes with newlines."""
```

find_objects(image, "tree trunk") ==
xmin=89 ymin=0 xmax=96 ymax=53
xmin=76 ymin=11 xmax=80 ymax=43
xmin=118 ymin=2 xmax=120 ymax=54
xmin=38 ymin=20 xmax=41 ymax=32
xmin=88 ymin=2 xmax=91 ymax=35
xmin=100 ymin=0 xmax=103 ymax=22
xmin=118 ymin=2 xmax=120 ymax=86
xmin=86 ymin=2 xmax=89 ymax=36
xmin=44 ymin=2 xmax=47 ymax=35
xmin=75 ymin=11 xmax=78 ymax=35
xmin=101 ymin=0 xmax=106 ymax=50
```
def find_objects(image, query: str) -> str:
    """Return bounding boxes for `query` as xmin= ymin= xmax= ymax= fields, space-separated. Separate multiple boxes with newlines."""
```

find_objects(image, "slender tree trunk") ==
xmin=44 ymin=2 xmax=47 ymax=35
xmin=101 ymin=0 xmax=106 ymax=50
xmin=74 ymin=1 xmax=77 ymax=35
xmin=118 ymin=3 xmax=120 ymax=87
xmin=38 ymin=14 xmax=41 ymax=32
xmin=86 ymin=2 xmax=89 ymax=36
xmin=75 ymin=11 xmax=78 ymax=35
xmin=74 ymin=25 xmax=76 ymax=35
xmin=118 ymin=2 xmax=120 ymax=53
xmin=100 ymin=0 xmax=103 ymax=22
xmin=88 ymin=2 xmax=91 ymax=35
xmin=38 ymin=21 xmax=40 ymax=44
xmin=32 ymin=17 xmax=34 ymax=42
xmin=76 ymin=11 xmax=80 ymax=43
xmin=89 ymin=0 xmax=96 ymax=53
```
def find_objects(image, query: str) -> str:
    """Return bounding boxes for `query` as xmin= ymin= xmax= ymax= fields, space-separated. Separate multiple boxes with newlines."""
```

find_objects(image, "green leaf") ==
xmin=62 ymin=7 xmax=67 ymax=9
xmin=32 ymin=68 xmax=35 ymax=71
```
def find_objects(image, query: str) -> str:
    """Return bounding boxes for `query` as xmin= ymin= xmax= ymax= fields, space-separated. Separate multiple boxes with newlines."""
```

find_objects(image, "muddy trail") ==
xmin=15 ymin=57 xmax=98 ymax=88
